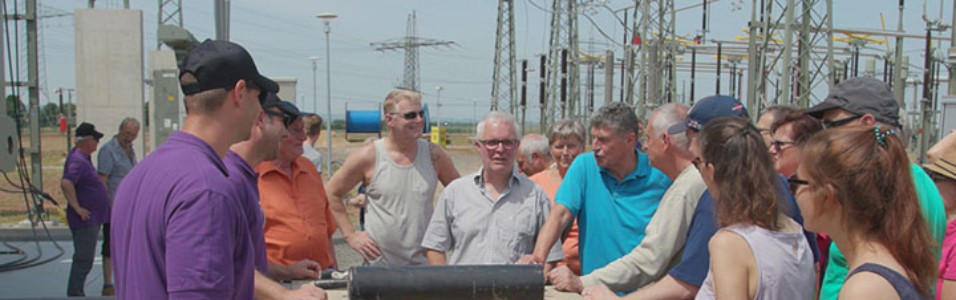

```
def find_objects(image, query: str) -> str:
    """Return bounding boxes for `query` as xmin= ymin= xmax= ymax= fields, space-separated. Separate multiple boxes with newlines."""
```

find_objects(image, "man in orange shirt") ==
xmin=256 ymin=112 xmax=338 ymax=275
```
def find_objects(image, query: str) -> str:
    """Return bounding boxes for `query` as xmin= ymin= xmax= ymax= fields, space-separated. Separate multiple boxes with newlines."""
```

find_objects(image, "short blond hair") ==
xmin=302 ymin=114 xmax=323 ymax=137
xmin=383 ymin=89 xmax=421 ymax=114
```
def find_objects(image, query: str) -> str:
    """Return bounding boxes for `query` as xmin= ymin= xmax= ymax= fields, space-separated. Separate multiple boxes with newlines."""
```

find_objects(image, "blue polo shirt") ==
xmin=555 ymin=150 xmax=672 ymax=275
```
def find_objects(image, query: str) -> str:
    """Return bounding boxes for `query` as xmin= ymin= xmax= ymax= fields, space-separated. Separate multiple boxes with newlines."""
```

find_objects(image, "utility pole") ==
xmin=26 ymin=0 xmax=42 ymax=193
xmin=371 ymin=11 xmax=455 ymax=92
xmin=492 ymin=0 xmax=517 ymax=114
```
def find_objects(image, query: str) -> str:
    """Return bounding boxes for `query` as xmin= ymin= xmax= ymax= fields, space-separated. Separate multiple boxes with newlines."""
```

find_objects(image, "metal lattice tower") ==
xmin=631 ymin=0 xmax=678 ymax=118
xmin=544 ymin=0 xmax=579 ymax=131
xmin=372 ymin=11 xmax=455 ymax=92
xmin=745 ymin=0 xmax=834 ymax=113
xmin=491 ymin=0 xmax=517 ymax=114
xmin=158 ymin=0 xmax=183 ymax=48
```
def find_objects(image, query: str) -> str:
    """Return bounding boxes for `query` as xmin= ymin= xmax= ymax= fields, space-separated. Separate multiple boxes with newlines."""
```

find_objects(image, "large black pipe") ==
xmin=348 ymin=265 xmax=545 ymax=300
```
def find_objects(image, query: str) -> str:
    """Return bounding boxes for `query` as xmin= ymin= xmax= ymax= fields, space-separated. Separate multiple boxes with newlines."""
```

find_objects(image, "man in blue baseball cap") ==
xmin=111 ymin=39 xmax=282 ymax=299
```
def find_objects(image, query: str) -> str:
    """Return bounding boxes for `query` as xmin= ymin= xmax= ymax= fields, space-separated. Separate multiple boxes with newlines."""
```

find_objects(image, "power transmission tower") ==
xmin=157 ymin=0 xmax=183 ymax=49
xmin=491 ymin=0 xmax=516 ymax=114
xmin=632 ymin=0 xmax=677 ymax=118
xmin=372 ymin=11 xmax=455 ymax=92
xmin=745 ymin=0 xmax=834 ymax=114
xmin=544 ymin=0 xmax=579 ymax=131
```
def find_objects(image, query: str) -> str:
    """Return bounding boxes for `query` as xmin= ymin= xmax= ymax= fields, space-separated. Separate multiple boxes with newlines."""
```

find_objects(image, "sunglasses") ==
xmin=479 ymin=139 xmax=517 ymax=150
xmin=771 ymin=140 xmax=795 ymax=151
xmin=823 ymin=114 xmax=862 ymax=129
xmin=390 ymin=110 xmax=425 ymax=120
xmin=264 ymin=109 xmax=295 ymax=128
xmin=787 ymin=177 xmax=810 ymax=186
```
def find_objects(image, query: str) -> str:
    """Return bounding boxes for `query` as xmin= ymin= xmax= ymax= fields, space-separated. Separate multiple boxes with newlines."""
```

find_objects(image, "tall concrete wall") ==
xmin=74 ymin=9 xmax=144 ymax=160
xmin=274 ymin=77 xmax=297 ymax=107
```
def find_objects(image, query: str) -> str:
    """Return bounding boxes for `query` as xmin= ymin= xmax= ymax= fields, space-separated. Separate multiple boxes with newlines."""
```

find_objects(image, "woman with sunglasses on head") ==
xmin=693 ymin=117 xmax=815 ymax=299
xmin=794 ymin=126 xmax=935 ymax=300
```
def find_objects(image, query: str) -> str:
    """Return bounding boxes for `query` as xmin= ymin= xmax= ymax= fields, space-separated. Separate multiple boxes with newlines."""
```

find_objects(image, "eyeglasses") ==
xmin=389 ymin=110 xmax=425 ymax=120
xmin=264 ymin=109 xmax=295 ymax=128
xmin=771 ymin=140 xmax=795 ymax=151
xmin=479 ymin=139 xmax=517 ymax=150
xmin=787 ymin=177 xmax=810 ymax=186
xmin=823 ymin=114 xmax=863 ymax=129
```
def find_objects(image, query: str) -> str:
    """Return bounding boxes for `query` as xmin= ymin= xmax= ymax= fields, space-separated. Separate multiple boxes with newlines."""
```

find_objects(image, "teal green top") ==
xmin=819 ymin=164 xmax=946 ymax=300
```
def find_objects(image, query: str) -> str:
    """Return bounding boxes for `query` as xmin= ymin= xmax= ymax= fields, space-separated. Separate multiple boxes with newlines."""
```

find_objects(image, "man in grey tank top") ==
xmin=326 ymin=89 xmax=460 ymax=265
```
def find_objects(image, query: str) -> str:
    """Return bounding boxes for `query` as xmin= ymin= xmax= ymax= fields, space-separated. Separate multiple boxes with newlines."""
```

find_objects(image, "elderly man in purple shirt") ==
xmin=110 ymin=39 xmax=282 ymax=299
xmin=61 ymin=122 xmax=110 ymax=297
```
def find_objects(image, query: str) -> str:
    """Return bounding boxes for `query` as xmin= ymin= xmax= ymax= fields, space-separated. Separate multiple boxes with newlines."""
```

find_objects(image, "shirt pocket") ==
xmin=496 ymin=216 xmax=536 ymax=262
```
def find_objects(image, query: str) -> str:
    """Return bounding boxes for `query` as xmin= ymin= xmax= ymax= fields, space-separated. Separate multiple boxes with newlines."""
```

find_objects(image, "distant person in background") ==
xmin=516 ymin=133 xmax=553 ymax=177
xmin=61 ymin=122 xmax=109 ymax=297
xmin=926 ymin=131 xmax=956 ymax=300
xmin=756 ymin=105 xmax=798 ymax=147
xmin=528 ymin=119 xmax=587 ymax=274
xmin=797 ymin=126 xmax=935 ymax=299
xmin=768 ymin=109 xmax=823 ymax=179
xmin=326 ymin=89 xmax=459 ymax=265
xmin=95 ymin=117 xmax=140 ymax=296
xmin=422 ymin=111 xmax=562 ymax=265
xmin=257 ymin=104 xmax=339 ymax=273
xmin=302 ymin=113 xmax=324 ymax=174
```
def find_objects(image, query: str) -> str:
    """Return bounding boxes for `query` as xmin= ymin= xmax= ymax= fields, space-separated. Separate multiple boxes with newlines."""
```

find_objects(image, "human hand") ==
xmin=347 ymin=194 xmax=366 ymax=208
xmin=515 ymin=254 xmax=543 ymax=265
xmin=582 ymin=284 xmax=619 ymax=300
xmin=346 ymin=231 xmax=381 ymax=261
xmin=281 ymin=284 xmax=326 ymax=300
xmin=286 ymin=259 xmax=322 ymax=279
xmin=548 ymin=265 xmax=584 ymax=293
xmin=74 ymin=206 xmax=91 ymax=221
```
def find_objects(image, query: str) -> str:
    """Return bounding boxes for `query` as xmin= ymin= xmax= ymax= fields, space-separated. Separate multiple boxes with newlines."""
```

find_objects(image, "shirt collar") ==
xmin=255 ymin=156 xmax=308 ymax=177
xmin=169 ymin=131 xmax=229 ymax=176
xmin=598 ymin=149 xmax=650 ymax=181
xmin=226 ymin=151 xmax=257 ymax=179
xmin=470 ymin=167 xmax=522 ymax=188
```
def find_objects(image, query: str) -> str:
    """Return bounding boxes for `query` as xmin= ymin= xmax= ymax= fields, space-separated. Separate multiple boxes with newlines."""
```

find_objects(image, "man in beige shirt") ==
xmin=548 ymin=103 xmax=707 ymax=295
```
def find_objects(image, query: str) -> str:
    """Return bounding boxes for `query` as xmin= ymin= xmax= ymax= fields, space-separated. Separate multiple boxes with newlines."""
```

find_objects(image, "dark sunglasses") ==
xmin=823 ymin=114 xmax=862 ymax=129
xmin=390 ymin=110 xmax=425 ymax=120
xmin=264 ymin=109 xmax=295 ymax=128
xmin=771 ymin=140 xmax=795 ymax=151
xmin=787 ymin=177 xmax=810 ymax=186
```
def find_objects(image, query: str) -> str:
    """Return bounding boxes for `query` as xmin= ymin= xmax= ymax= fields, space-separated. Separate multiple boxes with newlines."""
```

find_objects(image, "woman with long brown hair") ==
xmin=693 ymin=117 xmax=815 ymax=299
xmin=794 ymin=126 xmax=935 ymax=299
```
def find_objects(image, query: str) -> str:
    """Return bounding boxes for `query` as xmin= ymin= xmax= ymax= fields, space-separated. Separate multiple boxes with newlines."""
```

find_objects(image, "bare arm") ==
xmin=941 ymin=280 xmax=956 ymax=300
xmin=324 ymin=145 xmax=381 ymax=260
xmin=266 ymin=260 xmax=321 ymax=281
xmin=521 ymin=204 xmax=572 ymax=264
xmin=620 ymin=275 xmax=699 ymax=300
xmin=426 ymin=249 xmax=447 ymax=266
xmin=429 ymin=143 xmax=460 ymax=186
xmin=254 ymin=270 xmax=327 ymax=300
xmin=709 ymin=231 xmax=753 ymax=300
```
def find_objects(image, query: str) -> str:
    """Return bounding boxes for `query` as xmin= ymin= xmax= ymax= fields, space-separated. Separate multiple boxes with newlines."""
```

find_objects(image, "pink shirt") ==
xmin=937 ymin=220 xmax=956 ymax=299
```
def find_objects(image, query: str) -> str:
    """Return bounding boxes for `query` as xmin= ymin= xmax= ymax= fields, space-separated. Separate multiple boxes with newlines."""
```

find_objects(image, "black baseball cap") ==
xmin=261 ymin=93 xmax=301 ymax=118
xmin=75 ymin=122 xmax=104 ymax=140
xmin=806 ymin=77 xmax=902 ymax=128
xmin=179 ymin=39 xmax=279 ymax=96
xmin=676 ymin=95 xmax=749 ymax=132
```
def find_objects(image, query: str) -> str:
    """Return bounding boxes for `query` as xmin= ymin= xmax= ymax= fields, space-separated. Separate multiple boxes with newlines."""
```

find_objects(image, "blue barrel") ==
xmin=345 ymin=110 xmax=381 ymax=133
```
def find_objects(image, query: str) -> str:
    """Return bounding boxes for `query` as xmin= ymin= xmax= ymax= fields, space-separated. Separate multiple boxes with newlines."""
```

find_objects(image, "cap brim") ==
xmin=805 ymin=100 xmax=841 ymax=118
xmin=254 ymin=76 xmax=279 ymax=94
xmin=923 ymin=161 xmax=956 ymax=181
xmin=93 ymin=131 xmax=104 ymax=140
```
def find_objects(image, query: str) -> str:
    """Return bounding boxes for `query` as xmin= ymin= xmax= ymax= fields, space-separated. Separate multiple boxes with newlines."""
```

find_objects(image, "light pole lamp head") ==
xmin=316 ymin=13 xmax=337 ymax=33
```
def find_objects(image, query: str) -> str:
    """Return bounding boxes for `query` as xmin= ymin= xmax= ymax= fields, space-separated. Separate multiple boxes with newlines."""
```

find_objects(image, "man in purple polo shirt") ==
xmin=61 ymin=122 xmax=109 ymax=297
xmin=110 ymin=39 xmax=281 ymax=299
xmin=227 ymin=94 xmax=326 ymax=299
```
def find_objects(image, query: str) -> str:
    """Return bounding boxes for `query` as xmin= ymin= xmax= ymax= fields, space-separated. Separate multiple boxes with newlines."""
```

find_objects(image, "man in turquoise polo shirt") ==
xmin=520 ymin=102 xmax=672 ymax=281
xmin=806 ymin=77 xmax=946 ymax=300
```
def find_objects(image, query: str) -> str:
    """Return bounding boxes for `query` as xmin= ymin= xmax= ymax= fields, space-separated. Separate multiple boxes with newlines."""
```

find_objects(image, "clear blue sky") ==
xmin=24 ymin=0 xmax=956 ymax=125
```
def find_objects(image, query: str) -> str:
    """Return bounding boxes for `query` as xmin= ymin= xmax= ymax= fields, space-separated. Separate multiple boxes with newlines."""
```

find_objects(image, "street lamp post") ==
xmin=309 ymin=56 xmax=319 ymax=113
xmin=435 ymin=86 xmax=443 ymax=133
xmin=316 ymin=12 xmax=337 ymax=176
